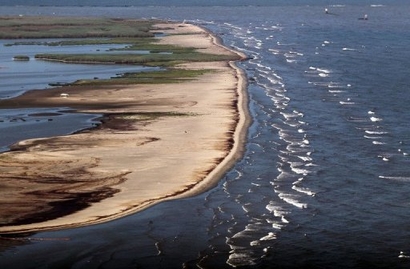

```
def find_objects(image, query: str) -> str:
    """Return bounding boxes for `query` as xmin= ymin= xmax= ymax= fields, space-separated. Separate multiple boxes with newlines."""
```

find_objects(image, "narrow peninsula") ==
xmin=0 ymin=17 xmax=250 ymax=234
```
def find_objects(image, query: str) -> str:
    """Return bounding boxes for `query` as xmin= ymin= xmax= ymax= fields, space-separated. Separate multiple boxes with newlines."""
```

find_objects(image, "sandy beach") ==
xmin=0 ymin=22 xmax=250 ymax=234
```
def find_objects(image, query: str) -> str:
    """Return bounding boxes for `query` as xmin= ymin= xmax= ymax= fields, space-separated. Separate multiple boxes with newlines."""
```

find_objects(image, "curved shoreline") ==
xmin=0 ymin=22 xmax=250 ymax=234
xmin=173 ymin=26 xmax=251 ymax=198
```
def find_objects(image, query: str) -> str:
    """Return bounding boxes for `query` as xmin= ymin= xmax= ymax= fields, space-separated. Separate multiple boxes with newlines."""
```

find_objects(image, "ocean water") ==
xmin=1 ymin=3 xmax=410 ymax=269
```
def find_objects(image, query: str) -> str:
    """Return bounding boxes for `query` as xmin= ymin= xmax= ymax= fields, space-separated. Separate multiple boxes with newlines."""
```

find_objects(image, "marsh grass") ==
xmin=30 ymin=34 xmax=238 ymax=66
xmin=0 ymin=16 xmax=154 ymax=39
xmin=35 ymin=50 xmax=238 ymax=66
xmin=1 ymin=16 xmax=240 ymax=87
xmin=13 ymin=55 xmax=30 ymax=61
xmin=72 ymin=69 xmax=212 ymax=86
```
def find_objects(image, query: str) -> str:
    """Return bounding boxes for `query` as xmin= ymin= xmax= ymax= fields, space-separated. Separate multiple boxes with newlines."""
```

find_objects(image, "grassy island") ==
xmin=13 ymin=55 xmax=30 ymax=61
xmin=0 ymin=16 xmax=249 ymax=234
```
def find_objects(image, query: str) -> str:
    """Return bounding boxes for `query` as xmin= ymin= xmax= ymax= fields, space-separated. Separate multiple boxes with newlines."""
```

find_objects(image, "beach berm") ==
xmin=0 ymin=19 xmax=249 ymax=234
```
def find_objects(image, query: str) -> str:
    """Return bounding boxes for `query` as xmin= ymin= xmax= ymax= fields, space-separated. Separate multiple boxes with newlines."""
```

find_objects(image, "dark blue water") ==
xmin=1 ymin=3 xmax=410 ymax=269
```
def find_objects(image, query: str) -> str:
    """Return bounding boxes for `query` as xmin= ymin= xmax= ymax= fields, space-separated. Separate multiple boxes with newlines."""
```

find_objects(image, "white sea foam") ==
xmin=379 ymin=176 xmax=410 ymax=182
xmin=245 ymin=222 xmax=268 ymax=232
xmin=272 ymin=72 xmax=283 ymax=80
xmin=278 ymin=193 xmax=308 ymax=209
xmin=305 ymin=163 xmax=317 ymax=167
xmin=292 ymin=185 xmax=316 ymax=196
xmin=364 ymin=135 xmax=383 ymax=139
xmin=292 ymin=177 xmax=304 ymax=184
xmin=230 ymin=231 xmax=250 ymax=239
xmin=317 ymin=68 xmax=331 ymax=74
xmin=373 ymin=141 xmax=386 ymax=145
xmin=268 ymin=76 xmax=282 ymax=85
xmin=241 ymin=204 xmax=251 ymax=213
xmin=260 ymin=232 xmax=277 ymax=241
xmin=340 ymin=101 xmax=355 ymax=105
xmin=309 ymin=81 xmax=330 ymax=87
xmin=269 ymin=49 xmax=280 ymax=55
xmin=250 ymin=240 xmax=260 ymax=246
xmin=328 ymin=82 xmax=346 ymax=88
xmin=281 ymin=216 xmax=290 ymax=223
xmin=291 ymin=167 xmax=310 ymax=175
xmin=365 ymin=130 xmax=388 ymax=135
xmin=284 ymin=120 xmax=301 ymax=128
xmin=271 ymin=223 xmax=284 ymax=230
xmin=297 ymin=155 xmax=312 ymax=162
xmin=286 ymin=144 xmax=312 ymax=154
xmin=266 ymin=203 xmax=289 ymax=217
xmin=276 ymin=170 xmax=296 ymax=181
xmin=256 ymin=68 xmax=270 ymax=75
xmin=266 ymin=218 xmax=284 ymax=230
xmin=291 ymin=51 xmax=303 ymax=56
xmin=224 ymin=22 xmax=243 ymax=31
xmin=227 ymin=253 xmax=257 ymax=267
xmin=370 ymin=117 xmax=383 ymax=122
xmin=274 ymin=93 xmax=289 ymax=102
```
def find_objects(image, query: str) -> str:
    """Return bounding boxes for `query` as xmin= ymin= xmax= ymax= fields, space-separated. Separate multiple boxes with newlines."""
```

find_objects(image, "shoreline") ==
xmin=173 ymin=26 xmax=250 ymax=199
xmin=0 ymin=22 xmax=250 ymax=234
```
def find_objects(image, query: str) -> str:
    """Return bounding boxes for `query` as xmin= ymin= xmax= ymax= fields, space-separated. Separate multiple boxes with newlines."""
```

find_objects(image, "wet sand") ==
xmin=0 ymin=22 xmax=250 ymax=234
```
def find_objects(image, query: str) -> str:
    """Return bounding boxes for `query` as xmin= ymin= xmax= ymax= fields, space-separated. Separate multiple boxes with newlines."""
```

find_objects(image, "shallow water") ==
xmin=0 ymin=40 xmax=158 ymax=150
xmin=0 ymin=108 xmax=101 ymax=152
xmin=1 ymin=4 xmax=410 ymax=269
xmin=0 ymin=40 xmax=152 ymax=98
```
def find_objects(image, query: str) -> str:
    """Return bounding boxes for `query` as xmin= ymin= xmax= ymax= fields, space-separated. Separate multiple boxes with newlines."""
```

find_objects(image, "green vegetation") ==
xmin=13 ymin=55 xmax=30 ymax=61
xmin=0 ymin=16 xmax=241 ymax=87
xmin=5 ymin=37 xmax=152 ymax=47
xmin=72 ymin=69 xmax=212 ymax=86
xmin=0 ymin=16 xmax=154 ymax=39
xmin=34 ymin=51 xmax=236 ymax=67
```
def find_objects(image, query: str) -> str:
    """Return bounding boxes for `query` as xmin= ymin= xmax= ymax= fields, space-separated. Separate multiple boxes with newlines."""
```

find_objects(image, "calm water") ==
xmin=1 ymin=3 xmax=410 ymax=269
xmin=0 ymin=40 xmax=157 ymax=150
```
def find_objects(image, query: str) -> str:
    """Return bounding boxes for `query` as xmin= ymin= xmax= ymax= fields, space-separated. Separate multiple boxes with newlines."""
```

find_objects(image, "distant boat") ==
xmin=324 ymin=8 xmax=336 ymax=15
xmin=358 ymin=14 xmax=368 ymax=20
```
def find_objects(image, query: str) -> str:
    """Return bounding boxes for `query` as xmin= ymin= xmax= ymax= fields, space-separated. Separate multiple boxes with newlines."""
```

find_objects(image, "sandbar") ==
xmin=0 ymin=22 xmax=250 ymax=234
